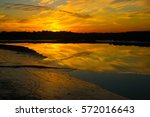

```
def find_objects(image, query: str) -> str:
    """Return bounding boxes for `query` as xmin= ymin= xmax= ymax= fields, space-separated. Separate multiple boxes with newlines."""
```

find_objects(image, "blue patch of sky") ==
xmin=111 ymin=0 xmax=134 ymax=4
xmin=0 ymin=0 xmax=35 ymax=4
xmin=0 ymin=0 xmax=38 ymax=19
xmin=105 ymin=7 xmax=119 ymax=12
xmin=120 ymin=6 xmax=146 ymax=12
xmin=105 ymin=5 xmax=146 ymax=13
xmin=45 ymin=0 xmax=68 ymax=9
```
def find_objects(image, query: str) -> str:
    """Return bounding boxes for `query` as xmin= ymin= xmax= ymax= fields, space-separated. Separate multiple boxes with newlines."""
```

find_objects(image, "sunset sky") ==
xmin=0 ymin=0 xmax=150 ymax=32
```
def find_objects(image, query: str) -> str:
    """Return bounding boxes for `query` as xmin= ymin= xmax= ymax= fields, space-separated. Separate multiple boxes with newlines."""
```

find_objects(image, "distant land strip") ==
xmin=0 ymin=31 xmax=150 ymax=46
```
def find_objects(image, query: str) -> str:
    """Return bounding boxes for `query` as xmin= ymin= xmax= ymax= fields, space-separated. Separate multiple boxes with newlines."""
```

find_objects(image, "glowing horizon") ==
xmin=0 ymin=0 xmax=150 ymax=32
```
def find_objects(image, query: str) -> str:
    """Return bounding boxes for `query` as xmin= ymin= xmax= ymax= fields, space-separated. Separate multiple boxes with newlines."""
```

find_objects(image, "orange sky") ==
xmin=0 ymin=0 xmax=150 ymax=32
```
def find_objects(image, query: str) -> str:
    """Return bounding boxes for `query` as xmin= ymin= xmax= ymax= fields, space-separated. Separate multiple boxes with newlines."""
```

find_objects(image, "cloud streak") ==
xmin=128 ymin=10 xmax=150 ymax=17
xmin=1 ymin=3 xmax=52 ymax=11
xmin=110 ymin=0 xmax=150 ymax=8
xmin=0 ymin=0 xmax=149 ymax=32
xmin=111 ymin=0 xmax=134 ymax=4
xmin=1 ymin=3 xmax=91 ymax=18
xmin=59 ymin=10 xmax=91 ymax=18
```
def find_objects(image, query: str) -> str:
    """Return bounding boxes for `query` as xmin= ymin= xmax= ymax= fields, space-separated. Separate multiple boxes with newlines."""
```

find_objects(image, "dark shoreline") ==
xmin=0 ymin=31 xmax=150 ymax=46
xmin=1 ymin=40 xmax=150 ymax=47
xmin=0 ymin=31 xmax=150 ymax=47
xmin=0 ymin=44 xmax=46 ymax=58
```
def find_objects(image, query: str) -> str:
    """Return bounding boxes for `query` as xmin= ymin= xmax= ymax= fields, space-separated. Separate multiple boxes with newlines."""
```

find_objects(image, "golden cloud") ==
xmin=0 ymin=0 xmax=149 ymax=32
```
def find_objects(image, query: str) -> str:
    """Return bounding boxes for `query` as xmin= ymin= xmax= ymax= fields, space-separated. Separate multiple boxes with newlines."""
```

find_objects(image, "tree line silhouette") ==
xmin=0 ymin=31 xmax=149 ymax=45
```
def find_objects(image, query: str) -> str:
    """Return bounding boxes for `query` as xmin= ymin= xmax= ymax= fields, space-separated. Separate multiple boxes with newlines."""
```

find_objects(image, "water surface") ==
xmin=12 ymin=43 xmax=150 ymax=99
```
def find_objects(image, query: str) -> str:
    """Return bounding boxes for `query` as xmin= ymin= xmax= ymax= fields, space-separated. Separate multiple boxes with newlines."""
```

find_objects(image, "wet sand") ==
xmin=0 ymin=45 xmax=126 ymax=99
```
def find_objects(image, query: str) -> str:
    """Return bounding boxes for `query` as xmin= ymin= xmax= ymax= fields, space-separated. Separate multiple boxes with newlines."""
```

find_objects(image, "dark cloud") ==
xmin=111 ymin=0 xmax=134 ymax=4
xmin=0 ymin=18 xmax=8 ymax=23
xmin=129 ymin=10 xmax=150 ymax=17
xmin=17 ymin=18 xmax=32 ymax=23
xmin=1 ymin=3 xmax=52 ymax=11
xmin=0 ymin=18 xmax=31 ymax=24
xmin=59 ymin=10 xmax=92 ymax=18
xmin=0 ymin=3 xmax=92 ymax=18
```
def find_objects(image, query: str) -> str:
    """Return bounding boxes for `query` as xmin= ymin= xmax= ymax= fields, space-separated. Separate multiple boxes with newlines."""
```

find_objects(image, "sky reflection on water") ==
xmin=16 ymin=43 xmax=150 ymax=74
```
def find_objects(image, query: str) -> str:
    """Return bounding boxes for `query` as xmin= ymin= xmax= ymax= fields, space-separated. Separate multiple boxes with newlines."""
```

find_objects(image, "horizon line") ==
xmin=0 ymin=30 xmax=150 ymax=34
